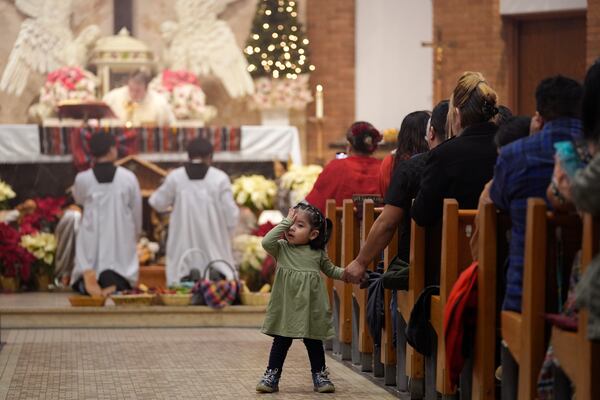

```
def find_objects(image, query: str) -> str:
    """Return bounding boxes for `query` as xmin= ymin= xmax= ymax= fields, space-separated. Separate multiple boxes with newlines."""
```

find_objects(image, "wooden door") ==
xmin=514 ymin=14 xmax=586 ymax=115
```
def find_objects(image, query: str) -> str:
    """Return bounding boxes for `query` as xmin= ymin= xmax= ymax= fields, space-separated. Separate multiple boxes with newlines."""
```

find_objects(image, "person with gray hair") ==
xmin=102 ymin=68 xmax=175 ymax=126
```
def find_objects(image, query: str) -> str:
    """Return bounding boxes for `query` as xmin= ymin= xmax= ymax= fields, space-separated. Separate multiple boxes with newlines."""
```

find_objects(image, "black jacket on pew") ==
xmin=411 ymin=121 xmax=498 ymax=227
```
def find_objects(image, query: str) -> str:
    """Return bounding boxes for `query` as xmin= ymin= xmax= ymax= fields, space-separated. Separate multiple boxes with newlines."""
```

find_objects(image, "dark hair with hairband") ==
xmin=345 ymin=121 xmax=382 ymax=155
xmin=293 ymin=203 xmax=333 ymax=250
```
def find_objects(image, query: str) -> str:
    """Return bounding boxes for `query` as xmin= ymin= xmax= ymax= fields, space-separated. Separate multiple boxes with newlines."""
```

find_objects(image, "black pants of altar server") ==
xmin=267 ymin=335 xmax=326 ymax=373
xmin=71 ymin=270 xmax=132 ymax=295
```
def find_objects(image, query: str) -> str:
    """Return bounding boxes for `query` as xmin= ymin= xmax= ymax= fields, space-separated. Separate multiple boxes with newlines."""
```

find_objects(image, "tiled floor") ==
xmin=0 ymin=328 xmax=397 ymax=399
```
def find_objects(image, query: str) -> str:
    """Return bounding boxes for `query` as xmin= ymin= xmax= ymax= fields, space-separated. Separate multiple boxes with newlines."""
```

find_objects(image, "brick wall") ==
xmin=588 ymin=0 xmax=600 ymax=66
xmin=432 ymin=0 xmax=511 ymax=108
xmin=434 ymin=0 xmax=600 ymax=110
xmin=306 ymin=0 xmax=355 ymax=164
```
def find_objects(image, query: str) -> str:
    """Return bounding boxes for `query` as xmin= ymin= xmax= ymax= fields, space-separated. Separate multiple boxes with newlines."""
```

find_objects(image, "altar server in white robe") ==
xmin=71 ymin=133 xmax=142 ymax=296
xmin=149 ymin=137 xmax=240 ymax=285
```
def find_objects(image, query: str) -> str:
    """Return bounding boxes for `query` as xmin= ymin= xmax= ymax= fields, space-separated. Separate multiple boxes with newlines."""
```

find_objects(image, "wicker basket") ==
xmin=159 ymin=293 xmax=191 ymax=306
xmin=240 ymin=292 xmax=270 ymax=306
xmin=111 ymin=293 xmax=155 ymax=306
xmin=69 ymin=295 xmax=106 ymax=307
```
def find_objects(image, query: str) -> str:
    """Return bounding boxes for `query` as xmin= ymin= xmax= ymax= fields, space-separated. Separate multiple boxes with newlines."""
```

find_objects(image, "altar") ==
xmin=0 ymin=123 xmax=302 ymax=200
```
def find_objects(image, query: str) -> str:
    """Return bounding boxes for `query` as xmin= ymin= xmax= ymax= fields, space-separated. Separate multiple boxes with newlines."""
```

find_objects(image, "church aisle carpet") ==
xmin=0 ymin=328 xmax=397 ymax=399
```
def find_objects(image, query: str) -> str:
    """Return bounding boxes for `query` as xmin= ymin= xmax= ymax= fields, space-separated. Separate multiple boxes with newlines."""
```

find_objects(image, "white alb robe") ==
xmin=149 ymin=166 xmax=240 ymax=285
xmin=71 ymin=167 xmax=142 ymax=286
xmin=103 ymin=86 xmax=175 ymax=126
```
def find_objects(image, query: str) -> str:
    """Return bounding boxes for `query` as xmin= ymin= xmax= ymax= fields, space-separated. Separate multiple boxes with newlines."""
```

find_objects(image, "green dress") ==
xmin=261 ymin=218 xmax=344 ymax=341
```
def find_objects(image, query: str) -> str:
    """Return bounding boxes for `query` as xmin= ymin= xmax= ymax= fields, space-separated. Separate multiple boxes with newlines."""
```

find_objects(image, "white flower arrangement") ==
xmin=0 ymin=180 xmax=16 ymax=203
xmin=149 ymin=70 xmax=216 ymax=121
xmin=233 ymin=234 xmax=267 ymax=272
xmin=279 ymin=164 xmax=322 ymax=205
xmin=39 ymin=66 xmax=97 ymax=112
xmin=251 ymin=74 xmax=313 ymax=111
xmin=232 ymin=175 xmax=278 ymax=211
xmin=20 ymin=232 xmax=57 ymax=265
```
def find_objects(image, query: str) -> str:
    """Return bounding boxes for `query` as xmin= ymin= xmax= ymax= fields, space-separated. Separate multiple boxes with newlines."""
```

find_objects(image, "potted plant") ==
xmin=0 ymin=180 xmax=16 ymax=210
xmin=20 ymin=232 xmax=57 ymax=291
xmin=231 ymin=175 xmax=278 ymax=218
xmin=0 ymin=223 xmax=34 ymax=292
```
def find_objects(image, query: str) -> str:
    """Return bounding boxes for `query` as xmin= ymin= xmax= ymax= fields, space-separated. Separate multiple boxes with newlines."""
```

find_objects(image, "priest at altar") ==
xmin=102 ymin=69 xmax=175 ymax=126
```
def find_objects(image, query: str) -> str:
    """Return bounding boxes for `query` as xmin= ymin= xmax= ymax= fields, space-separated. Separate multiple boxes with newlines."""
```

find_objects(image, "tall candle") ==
xmin=315 ymin=84 xmax=324 ymax=119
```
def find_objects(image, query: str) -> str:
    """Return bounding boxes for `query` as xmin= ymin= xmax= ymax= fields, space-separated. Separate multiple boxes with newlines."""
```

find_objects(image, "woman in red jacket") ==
xmin=305 ymin=121 xmax=383 ymax=213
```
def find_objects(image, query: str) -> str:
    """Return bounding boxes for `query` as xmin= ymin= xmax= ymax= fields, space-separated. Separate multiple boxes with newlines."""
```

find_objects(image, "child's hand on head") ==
xmin=287 ymin=207 xmax=297 ymax=222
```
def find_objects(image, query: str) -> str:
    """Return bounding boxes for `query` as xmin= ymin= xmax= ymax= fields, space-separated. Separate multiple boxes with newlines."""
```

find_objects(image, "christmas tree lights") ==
xmin=245 ymin=0 xmax=314 ymax=80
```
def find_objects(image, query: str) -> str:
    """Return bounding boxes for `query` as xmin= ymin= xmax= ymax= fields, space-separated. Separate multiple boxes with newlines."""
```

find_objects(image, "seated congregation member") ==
xmin=470 ymin=116 xmax=531 ymax=261
xmin=71 ymin=133 xmax=142 ymax=296
xmin=344 ymin=101 xmax=449 ymax=283
xmin=149 ymin=137 xmax=239 ymax=285
xmin=411 ymin=71 xmax=499 ymax=228
xmin=490 ymin=75 xmax=583 ymax=312
xmin=494 ymin=104 xmax=513 ymax=126
xmin=305 ymin=121 xmax=382 ymax=213
xmin=379 ymin=110 xmax=430 ymax=196
xmin=548 ymin=62 xmax=600 ymax=216
xmin=103 ymin=68 xmax=175 ymax=126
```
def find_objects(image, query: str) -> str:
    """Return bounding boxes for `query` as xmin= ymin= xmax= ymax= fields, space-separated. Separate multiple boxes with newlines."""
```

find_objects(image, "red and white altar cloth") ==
xmin=0 ymin=124 xmax=302 ymax=167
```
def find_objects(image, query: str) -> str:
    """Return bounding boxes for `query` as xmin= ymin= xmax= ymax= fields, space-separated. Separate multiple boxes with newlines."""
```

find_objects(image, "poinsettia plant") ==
xmin=232 ymin=175 xmax=278 ymax=212
xmin=39 ymin=66 xmax=97 ymax=112
xmin=0 ymin=223 xmax=34 ymax=280
xmin=149 ymin=69 xmax=216 ymax=121
xmin=251 ymin=74 xmax=313 ymax=111
xmin=0 ymin=180 xmax=16 ymax=210
xmin=20 ymin=232 xmax=57 ymax=277
xmin=19 ymin=197 xmax=66 ymax=234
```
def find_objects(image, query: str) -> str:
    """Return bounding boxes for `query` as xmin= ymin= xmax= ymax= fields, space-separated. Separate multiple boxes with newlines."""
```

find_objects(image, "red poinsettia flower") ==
xmin=252 ymin=222 xmax=276 ymax=237
xmin=0 ymin=223 xmax=34 ymax=280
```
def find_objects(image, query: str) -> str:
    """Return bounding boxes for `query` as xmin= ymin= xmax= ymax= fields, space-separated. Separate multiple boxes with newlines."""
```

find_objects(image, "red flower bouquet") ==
xmin=0 ymin=223 xmax=34 ymax=280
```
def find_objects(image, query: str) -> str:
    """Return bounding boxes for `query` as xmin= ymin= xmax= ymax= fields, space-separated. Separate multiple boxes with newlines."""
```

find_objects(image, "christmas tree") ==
xmin=245 ymin=0 xmax=314 ymax=80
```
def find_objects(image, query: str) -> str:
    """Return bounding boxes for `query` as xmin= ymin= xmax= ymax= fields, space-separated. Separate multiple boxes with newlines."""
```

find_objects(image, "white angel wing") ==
xmin=0 ymin=19 xmax=69 ymax=95
xmin=210 ymin=0 xmax=240 ymax=16
xmin=204 ymin=21 xmax=254 ymax=98
xmin=15 ymin=0 xmax=45 ymax=18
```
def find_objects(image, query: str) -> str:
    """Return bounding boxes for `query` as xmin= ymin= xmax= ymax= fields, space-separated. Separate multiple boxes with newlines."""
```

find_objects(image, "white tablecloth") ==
xmin=0 ymin=125 xmax=302 ymax=165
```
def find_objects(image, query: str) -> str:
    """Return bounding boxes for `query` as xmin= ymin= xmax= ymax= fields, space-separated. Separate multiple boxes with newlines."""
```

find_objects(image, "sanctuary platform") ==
xmin=0 ymin=293 xmax=266 ymax=330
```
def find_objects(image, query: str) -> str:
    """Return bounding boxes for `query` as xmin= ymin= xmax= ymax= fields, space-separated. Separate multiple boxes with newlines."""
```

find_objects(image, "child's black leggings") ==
xmin=267 ymin=335 xmax=325 ymax=373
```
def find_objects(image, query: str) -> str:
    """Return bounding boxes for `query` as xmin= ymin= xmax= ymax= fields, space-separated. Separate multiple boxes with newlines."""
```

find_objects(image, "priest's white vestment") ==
xmin=103 ymin=86 xmax=175 ymax=126
xmin=71 ymin=167 xmax=142 ymax=286
xmin=149 ymin=166 xmax=240 ymax=285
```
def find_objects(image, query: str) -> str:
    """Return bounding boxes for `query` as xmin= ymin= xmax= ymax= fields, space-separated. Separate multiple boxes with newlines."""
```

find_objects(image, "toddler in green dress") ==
xmin=256 ymin=203 xmax=345 ymax=393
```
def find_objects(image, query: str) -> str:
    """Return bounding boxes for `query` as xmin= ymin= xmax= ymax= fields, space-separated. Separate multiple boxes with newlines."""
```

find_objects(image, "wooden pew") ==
xmin=396 ymin=216 xmax=426 ymax=397
xmin=551 ymin=213 xmax=600 ymax=400
xmin=331 ymin=199 xmax=358 ymax=360
xmin=501 ymin=198 xmax=581 ymax=400
xmin=430 ymin=199 xmax=477 ymax=397
xmin=472 ymin=203 xmax=510 ymax=400
xmin=351 ymin=199 xmax=379 ymax=371
xmin=382 ymin=212 xmax=398 ymax=385
xmin=326 ymin=199 xmax=343 ymax=352
xmin=326 ymin=200 xmax=343 ymax=303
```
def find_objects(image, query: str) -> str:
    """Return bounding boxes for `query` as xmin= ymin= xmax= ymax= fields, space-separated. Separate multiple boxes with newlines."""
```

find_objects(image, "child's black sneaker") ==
xmin=256 ymin=368 xmax=280 ymax=393
xmin=312 ymin=367 xmax=335 ymax=393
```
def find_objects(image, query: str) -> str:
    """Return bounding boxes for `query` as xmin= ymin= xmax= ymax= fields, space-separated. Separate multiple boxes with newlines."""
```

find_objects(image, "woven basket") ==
xmin=69 ymin=295 xmax=106 ymax=307
xmin=240 ymin=292 xmax=270 ymax=306
xmin=111 ymin=293 xmax=155 ymax=306
xmin=160 ymin=293 xmax=191 ymax=306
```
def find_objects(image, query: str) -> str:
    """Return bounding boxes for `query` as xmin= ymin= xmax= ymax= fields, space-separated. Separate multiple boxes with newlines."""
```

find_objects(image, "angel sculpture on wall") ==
xmin=0 ymin=0 xmax=100 ymax=96
xmin=161 ymin=0 xmax=254 ymax=99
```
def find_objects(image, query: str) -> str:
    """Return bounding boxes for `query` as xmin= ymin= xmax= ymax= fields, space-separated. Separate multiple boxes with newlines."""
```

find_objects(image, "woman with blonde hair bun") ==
xmin=412 ymin=71 xmax=499 ymax=229
xmin=447 ymin=71 xmax=500 ymax=137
